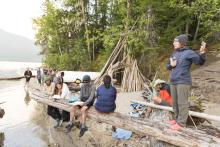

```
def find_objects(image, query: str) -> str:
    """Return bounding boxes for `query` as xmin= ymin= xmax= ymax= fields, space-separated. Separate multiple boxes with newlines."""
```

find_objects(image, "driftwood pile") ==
xmin=94 ymin=37 xmax=147 ymax=92
xmin=29 ymin=88 xmax=220 ymax=147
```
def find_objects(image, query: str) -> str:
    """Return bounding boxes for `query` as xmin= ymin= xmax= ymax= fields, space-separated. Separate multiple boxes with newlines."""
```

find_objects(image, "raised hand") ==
xmin=200 ymin=41 xmax=207 ymax=54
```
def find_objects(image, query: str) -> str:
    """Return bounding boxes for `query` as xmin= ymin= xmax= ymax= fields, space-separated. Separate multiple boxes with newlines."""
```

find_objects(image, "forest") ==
xmin=34 ymin=0 xmax=220 ymax=79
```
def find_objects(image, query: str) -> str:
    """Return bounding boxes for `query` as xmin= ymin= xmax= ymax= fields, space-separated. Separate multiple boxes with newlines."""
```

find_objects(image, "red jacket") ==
xmin=160 ymin=90 xmax=172 ymax=106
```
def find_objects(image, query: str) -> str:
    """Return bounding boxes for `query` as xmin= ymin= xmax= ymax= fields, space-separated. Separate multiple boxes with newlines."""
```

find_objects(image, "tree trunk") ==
xmin=185 ymin=0 xmax=192 ymax=35
xmin=92 ymin=35 xmax=95 ymax=60
xmin=185 ymin=19 xmax=189 ymax=35
xmin=193 ymin=13 xmax=201 ymax=42
xmin=80 ymin=0 xmax=91 ymax=61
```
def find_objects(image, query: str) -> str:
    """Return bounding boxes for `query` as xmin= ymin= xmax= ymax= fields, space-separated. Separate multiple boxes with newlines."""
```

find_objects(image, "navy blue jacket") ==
xmin=167 ymin=47 xmax=206 ymax=85
xmin=95 ymin=84 xmax=117 ymax=113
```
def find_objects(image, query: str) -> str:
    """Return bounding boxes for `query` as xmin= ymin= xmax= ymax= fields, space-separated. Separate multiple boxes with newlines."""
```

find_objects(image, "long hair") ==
xmin=54 ymin=81 xmax=63 ymax=95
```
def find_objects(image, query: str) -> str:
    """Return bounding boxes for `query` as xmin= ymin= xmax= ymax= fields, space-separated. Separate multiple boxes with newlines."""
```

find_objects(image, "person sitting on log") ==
xmin=66 ymin=75 xmax=96 ymax=137
xmin=146 ymin=79 xmax=172 ymax=118
xmin=95 ymin=75 xmax=117 ymax=132
xmin=152 ymin=79 xmax=172 ymax=107
xmin=47 ymin=80 xmax=71 ymax=128
xmin=95 ymin=75 xmax=117 ymax=113
xmin=42 ymin=76 xmax=55 ymax=96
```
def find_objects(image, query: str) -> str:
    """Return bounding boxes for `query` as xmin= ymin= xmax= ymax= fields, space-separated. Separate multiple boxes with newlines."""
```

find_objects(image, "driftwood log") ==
xmin=0 ymin=107 xmax=5 ymax=118
xmin=131 ymin=100 xmax=220 ymax=122
xmin=29 ymin=88 xmax=220 ymax=147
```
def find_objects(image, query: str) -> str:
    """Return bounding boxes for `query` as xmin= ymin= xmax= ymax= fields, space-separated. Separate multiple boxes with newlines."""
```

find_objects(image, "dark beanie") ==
xmin=175 ymin=34 xmax=188 ymax=46
xmin=82 ymin=75 xmax=91 ymax=82
xmin=103 ymin=75 xmax=111 ymax=88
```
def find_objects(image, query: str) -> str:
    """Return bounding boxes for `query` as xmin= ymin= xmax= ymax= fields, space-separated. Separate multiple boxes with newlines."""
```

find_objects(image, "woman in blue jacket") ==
xmin=95 ymin=75 xmax=117 ymax=113
xmin=166 ymin=34 xmax=206 ymax=130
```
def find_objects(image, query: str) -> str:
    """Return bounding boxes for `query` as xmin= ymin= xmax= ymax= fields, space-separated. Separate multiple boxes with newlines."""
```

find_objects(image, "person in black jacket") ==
xmin=24 ymin=68 xmax=32 ymax=87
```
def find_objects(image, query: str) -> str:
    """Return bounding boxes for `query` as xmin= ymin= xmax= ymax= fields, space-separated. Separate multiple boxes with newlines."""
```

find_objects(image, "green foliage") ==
xmin=34 ymin=0 xmax=220 ymax=77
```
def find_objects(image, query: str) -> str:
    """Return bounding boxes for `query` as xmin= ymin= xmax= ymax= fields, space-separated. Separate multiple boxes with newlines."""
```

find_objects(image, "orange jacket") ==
xmin=159 ymin=90 xmax=172 ymax=106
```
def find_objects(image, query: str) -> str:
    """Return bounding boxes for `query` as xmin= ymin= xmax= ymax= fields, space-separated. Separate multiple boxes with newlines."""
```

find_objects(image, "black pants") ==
xmin=47 ymin=106 xmax=70 ymax=121
xmin=37 ymin=78 xmax=41 ymax=84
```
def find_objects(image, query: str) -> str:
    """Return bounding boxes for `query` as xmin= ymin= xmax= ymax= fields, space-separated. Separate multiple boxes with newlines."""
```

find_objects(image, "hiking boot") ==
xmin=65 ymin=123 xmax=74 ymax=133
xmin=79 ymin=126 xmax=88 ymax=137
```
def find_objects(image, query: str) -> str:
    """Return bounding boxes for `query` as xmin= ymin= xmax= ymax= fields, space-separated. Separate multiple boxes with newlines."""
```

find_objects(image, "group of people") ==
xmin=42 ymin=74 xmax=117 ymax=137
xmin=41 ymin=33 xmax=206 ymax=135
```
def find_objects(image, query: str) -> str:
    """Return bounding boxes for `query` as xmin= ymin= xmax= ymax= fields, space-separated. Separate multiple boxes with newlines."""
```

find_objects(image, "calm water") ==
xmin=0 ymin=80 xmax=47 ymax=147
xmin=0 ymin=80 xmax=48 ymax=147
xmin=0 ymin=61 xmax=48 ymax=147
xmin=0 ymin=61 xmax=41 ymax=79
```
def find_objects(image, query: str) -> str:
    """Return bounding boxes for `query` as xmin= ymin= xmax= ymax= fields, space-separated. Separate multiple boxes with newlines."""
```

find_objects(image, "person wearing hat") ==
xmin=152 ymin=79 xmax=172 ymax=106
xmin=43 ymin=76 xmax=63 ymax=128
xmin=166 ymin=34 xmax=207 ymax=130
xmin=66 ymin=75 xmax=96 ymax=137
xmin=145 ymin=79 xmax=172 ymax=118
xmin=43 ymin=76 xmax=55 ymax=96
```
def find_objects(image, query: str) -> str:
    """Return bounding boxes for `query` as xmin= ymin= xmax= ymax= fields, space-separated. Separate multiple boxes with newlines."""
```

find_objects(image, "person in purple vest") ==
xmin=95 ymin=75 xmax=117 ymax=113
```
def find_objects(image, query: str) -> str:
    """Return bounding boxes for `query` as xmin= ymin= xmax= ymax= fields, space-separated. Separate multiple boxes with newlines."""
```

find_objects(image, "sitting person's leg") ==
xmin=80 ymin=106 xmax=88 ymax=126
xmin=79 ymin=106 xmax=89 ymax=137
xmin=66 ymin=105 xmax=77 ymax=132
xmin=61 ymin=110 xmax=70 ymax=122
xmin=47 ymin=106 xmax=63 ymax=128
xmin=47 ymin=106 xmax=61 ymax=120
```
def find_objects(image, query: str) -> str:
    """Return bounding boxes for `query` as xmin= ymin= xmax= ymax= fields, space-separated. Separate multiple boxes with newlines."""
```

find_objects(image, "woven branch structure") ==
xmin=94 ymin=37 xmax=148 ymax=92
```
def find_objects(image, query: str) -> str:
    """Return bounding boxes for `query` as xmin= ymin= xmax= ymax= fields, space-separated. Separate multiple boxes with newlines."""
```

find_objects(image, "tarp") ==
xmin=62 ymin=71 xmax=100 ymax=82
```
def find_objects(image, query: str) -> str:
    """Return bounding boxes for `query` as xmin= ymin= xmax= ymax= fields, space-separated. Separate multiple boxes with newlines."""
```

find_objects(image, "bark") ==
xmin=193 ymin=13 xmax=201 ymax=42
xmin=80 ymin=0 xmax=91 ymax=61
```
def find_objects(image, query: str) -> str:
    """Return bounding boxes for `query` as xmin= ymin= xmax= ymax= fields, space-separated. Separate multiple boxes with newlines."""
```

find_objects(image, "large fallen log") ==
xmin=131 ymin=100 xmax=220 ymax=122
xmin=29 ymin=88 xmax=220 ymax=147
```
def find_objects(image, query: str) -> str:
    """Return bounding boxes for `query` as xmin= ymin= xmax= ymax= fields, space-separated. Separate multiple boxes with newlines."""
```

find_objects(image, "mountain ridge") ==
xmin=0 ymin=29 xmax=42 ymax=62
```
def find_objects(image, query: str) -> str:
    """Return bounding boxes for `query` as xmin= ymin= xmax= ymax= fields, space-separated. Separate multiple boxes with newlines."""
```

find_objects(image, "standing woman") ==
xmin=166 ymin=34 xmax=206 ymax=130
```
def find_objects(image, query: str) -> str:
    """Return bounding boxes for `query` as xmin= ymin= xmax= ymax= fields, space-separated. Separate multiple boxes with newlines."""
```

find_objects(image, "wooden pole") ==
xmin=131 ymin=100 xmax=220 ymax=122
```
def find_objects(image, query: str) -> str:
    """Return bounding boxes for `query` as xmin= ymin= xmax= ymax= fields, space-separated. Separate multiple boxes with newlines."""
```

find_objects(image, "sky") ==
xmin=0 ymin=0 xmax=43 ymax=40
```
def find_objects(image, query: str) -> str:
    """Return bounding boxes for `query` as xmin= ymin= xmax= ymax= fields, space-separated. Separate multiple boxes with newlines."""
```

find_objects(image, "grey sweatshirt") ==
xmin=79 ymin=83 xmax=96 ymax=105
